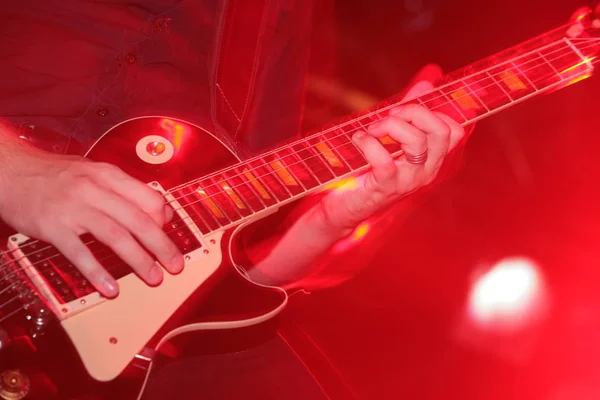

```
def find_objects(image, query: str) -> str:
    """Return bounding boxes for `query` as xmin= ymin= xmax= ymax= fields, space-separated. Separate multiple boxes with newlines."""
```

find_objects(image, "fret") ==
xmin=542 ymin=40 xmax=593 ymax=81
xmin=510 ymin=61 xmax=538 ymax=91
xmin=419 ymin=90 xmax=467 ymax=124
xmin=488 ymin=63 xmax=535 ymax=100
xmin=194 ymin=180 xmax=240 ymax=223
xmin=291 ymin=141 xmax=336 ymax=183
xmin=246 ymin=158 xmax=292 ymax=201
xmin=513 ymin=51 xmax=563 ymax=91
xmin=484 ymin=70 xmax=513 ymax=100
xmin=241 ymin=166 xmax=280 ymax=207
xmin=262 ymin=153 xmax=305 ymax=195
xmin=166 ymin=190 xmax=211 ymax=235
xmin=306 ymin=133 xmax=352 ymax=177
xmin=275 ymin=147 xmax=320 ymax=190
xmin=360 ymin=112 xmax=395 ymax=141
xmin=564 ymin=38 xmax=593 ymax=66
xmin=334 ymin=125 xmax=369 ymax=170
xmin=221 ymin=167 xmax=269 ymax=212
xmin=464 ymin=72 xmax=513 ymax=111
xmin=175 ymin=185 xmax=223 ymax=231
xmin=536 ymin=51 xmax=563 ymax=79
xmin=205 ymin=174 xmax=254 ymax=218
xmin=439 ymin=81 xmax=486 ymax=121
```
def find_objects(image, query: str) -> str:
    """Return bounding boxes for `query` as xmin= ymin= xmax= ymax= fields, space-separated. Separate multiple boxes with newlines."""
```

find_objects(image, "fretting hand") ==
xmin=309 ymin=78 xmax=467 ymax=239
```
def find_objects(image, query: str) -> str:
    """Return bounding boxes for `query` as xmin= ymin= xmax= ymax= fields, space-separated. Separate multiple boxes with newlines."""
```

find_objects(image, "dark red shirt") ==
xmin=1 ymin=0 xmax=314 ymax=155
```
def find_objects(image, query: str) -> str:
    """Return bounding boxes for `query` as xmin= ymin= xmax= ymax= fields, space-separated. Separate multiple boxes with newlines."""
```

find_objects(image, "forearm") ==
xmin=246 ymin=200 xmax=353 ymax=288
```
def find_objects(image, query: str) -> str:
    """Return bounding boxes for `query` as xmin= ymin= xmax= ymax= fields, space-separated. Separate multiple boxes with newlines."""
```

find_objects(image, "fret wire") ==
xmin=274 ymin=152 xmax=307 ymax=191
xmin=305 ymin=141 xmax=337 ymax=177
xmin=168 ymin=42 xmax=595 ymax=208
xmin=217 ymin=178 xmax=246 ymax=220
xmin=324 ymin=131 xmax=355 ymax=171
xmin=222 ymin=174 xmax=257 ymax=214
xmin=536 ymin=51 xmax=564 ymax=80
xmin=485 ymin=70 xmax=514 ymax=101
xmin=259 ymin=158 xmax=293 ymax=197
xmin=167 ymin=40 xmax=583 ymax=198
xmin=180 ymin=198 xmax=212 ymax=233
xmin=251 ymin=163 xmax=281 ymax=202
xmin=233 ymin=167 xmax=268 ymax=209
xmin=440 ymin=91 xmax=469 ymax=122
xmin=1 ymin=42 xmax=597 ymax=266
xmin=179 ymin=44 xmax=596 ymax=214
xmin=288 ymin=147 xmax=323 ymax=184
xmin=183 ymin=187 xmax=223 ymax=228
xmin=462 ymin=78 xmax=490 ymax=112
xmin=197 ymin=181 xmax=234 ymax=224
xmin=564 ymin=38 xmax=594 ymax=67
xmin=510 ymin=61 xmax=539 ymax=91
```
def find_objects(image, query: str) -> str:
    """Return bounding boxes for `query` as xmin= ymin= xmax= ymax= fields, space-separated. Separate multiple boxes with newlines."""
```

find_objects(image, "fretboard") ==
xmin=170 ymin=26 xmax=599 ymax=235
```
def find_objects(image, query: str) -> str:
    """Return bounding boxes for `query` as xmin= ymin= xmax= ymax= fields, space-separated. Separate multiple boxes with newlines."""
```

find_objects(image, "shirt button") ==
xmin=96 ymin=107 xmax=109 ymax=117
xmin=126 ymin=53 xmax=136 ymax=64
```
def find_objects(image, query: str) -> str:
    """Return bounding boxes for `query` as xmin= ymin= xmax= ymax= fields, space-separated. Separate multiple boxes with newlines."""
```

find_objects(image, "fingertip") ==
xmin=148 ymin=264 xmax=164 ymax=286
xmin=352 ymin=130 xmax=368 ymax=143
xmin=169 ymin=253 xmax=184 ymax=275
xmin=102 ymin=278 xmax=119 ymax=298
xmin=164 ymin=205 xmax=174 ymax=224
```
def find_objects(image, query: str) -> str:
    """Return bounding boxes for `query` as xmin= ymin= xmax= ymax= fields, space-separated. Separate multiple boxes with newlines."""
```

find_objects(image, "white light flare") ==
xmin=467 ymin=257 xmax=548 ymax=333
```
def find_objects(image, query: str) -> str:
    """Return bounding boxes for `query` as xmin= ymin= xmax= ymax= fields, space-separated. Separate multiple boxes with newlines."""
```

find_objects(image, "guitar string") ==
xmin=163 ymin=38 xmax=593 ymax=202
xmin=0 ymin=59 xmax=595 ymax=309
xmin=2 ymin=38 xmax=594 ymax=264
xmin=0 ymin=40 xmax=595 ymax=287
xmin=0 ymin=40 xmax=596 ymax=290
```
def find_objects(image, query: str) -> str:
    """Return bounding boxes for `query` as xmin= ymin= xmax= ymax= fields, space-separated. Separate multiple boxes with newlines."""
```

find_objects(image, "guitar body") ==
xmin=0 ymin=7 xmax=598 ymax=399
xmin=0 ymin=117 xmax=287 ymax=399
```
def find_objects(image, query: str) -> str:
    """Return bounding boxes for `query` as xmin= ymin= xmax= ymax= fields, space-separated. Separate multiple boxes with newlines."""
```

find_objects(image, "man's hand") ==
xmin=312 ymin=80 xmax=466 ymax=237
xmin=0 ymin=143 xmax=183 ymax=298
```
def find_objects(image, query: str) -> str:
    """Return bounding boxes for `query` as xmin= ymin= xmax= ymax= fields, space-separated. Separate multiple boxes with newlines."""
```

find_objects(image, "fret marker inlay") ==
xmin=269 ymin=161 xmax=299 ymax=186
xmin=498 ymin=70 xmax=527 ymax=91
xmin=220 ymin=182 xmax=247 ymax=209
xmin=451 ymin=88 xmax=480 ymax=110
xmin=196 ymin=188 xmax=225 ymax=219
xmin=243 ymin=168 xmax=272 ymax=200
xmin=316 ymin=142 xmax=343 ymax=168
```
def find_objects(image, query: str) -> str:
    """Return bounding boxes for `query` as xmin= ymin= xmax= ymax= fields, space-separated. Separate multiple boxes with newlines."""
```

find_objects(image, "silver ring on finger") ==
xmin=404 ymin=149 xmax=428 ymax=165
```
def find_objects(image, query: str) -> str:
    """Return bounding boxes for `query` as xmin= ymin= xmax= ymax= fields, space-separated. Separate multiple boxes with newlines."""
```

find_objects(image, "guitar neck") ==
xmin=169 ymin=24 xmax=599 ymax=235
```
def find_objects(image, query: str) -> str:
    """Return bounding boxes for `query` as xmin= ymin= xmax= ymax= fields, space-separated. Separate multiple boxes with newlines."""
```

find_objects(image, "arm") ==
xmin=0 ymin=124 xmax=183 ymax=297
xmin=245 ymin=79 xmax=468 ymax=290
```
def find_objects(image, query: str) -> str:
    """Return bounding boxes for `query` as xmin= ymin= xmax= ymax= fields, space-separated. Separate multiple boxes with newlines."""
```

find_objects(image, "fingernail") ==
xmin=353 ymin=131 xmax=367 ymax=142
xmin=150 ymin=264 xmax=163 ymax=284
xmin=171 ymin=253 xmax=184 ymax=274
xmin=103 ymin=278 xmax=119 ymax=297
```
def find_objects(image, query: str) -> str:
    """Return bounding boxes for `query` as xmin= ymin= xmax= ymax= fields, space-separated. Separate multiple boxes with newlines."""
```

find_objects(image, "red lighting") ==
xmin=160 ymin=118 xmax=190 ymax=151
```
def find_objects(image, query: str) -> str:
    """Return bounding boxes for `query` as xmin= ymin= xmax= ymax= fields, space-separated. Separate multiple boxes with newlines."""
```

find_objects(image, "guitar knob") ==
xmin=0 ymin=370 xmax=30 ymax=400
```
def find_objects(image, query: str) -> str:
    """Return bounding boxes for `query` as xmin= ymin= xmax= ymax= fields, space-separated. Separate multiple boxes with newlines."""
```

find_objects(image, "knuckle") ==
xmin=132 ymin=211 xmax=158 ymax=233
xmin=148 ymin=189 xmax=165 ymax=212
xmin=102 ymin=221 xmax=130 ymax=245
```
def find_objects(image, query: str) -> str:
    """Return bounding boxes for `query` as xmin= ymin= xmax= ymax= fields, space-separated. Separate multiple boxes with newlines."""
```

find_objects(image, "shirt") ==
xmin=1 ymin=0 xmax=314 ymax=156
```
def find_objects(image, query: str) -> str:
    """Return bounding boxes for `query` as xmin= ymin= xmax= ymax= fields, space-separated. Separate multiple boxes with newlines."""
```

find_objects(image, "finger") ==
xmin=352 ymin=131 xmax=397 ymax=184
xmin=81 ymin=209 xmax=164 ymax=286
xmin=52 ymin=232 xmax=119 ymax=298
xmin=91 ymin=163 xmax=168 ymax=226
xmin=402 ymin=80 xmax=434 ymax=101
xmin=81 ymin=185 xmax=183 ymax=274
xmin=389 ymin=104 xmax=450 ymax=139
xmin=435 ymin=112 xmax=466 ymax=151
xmin=367 ymin=116 xmax=428 ymax=161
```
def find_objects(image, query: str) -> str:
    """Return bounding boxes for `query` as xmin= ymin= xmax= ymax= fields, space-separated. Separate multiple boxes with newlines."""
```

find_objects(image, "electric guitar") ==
xmin=0 ymin=5 xmax=598 ymax=399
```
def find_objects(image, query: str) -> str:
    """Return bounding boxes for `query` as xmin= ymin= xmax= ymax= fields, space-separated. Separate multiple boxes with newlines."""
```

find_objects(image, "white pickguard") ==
xmin=60 ymin=232 xmax=224 ymax=382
